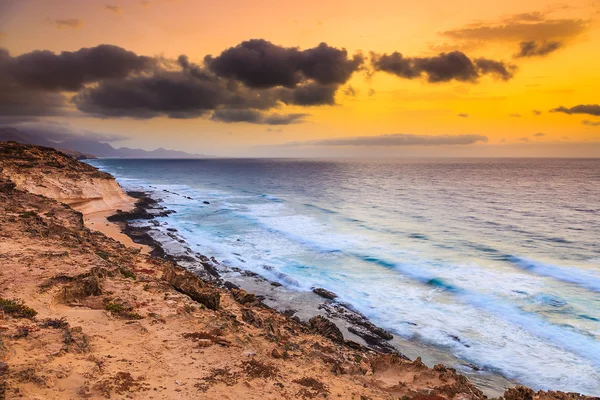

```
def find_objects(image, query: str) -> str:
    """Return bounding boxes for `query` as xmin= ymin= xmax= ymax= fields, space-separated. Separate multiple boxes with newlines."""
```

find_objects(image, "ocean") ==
xmin=87 ymin=157 xmax=600 ymax=395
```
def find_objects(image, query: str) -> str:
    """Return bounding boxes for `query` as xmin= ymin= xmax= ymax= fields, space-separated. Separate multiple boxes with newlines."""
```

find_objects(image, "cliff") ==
xmin=0 ymin=142 xmax=594 ymax=400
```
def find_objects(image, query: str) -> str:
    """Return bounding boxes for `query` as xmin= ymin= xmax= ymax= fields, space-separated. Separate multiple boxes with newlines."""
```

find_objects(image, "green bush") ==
xmin=0 ymin=298 xmax=37 ymax=319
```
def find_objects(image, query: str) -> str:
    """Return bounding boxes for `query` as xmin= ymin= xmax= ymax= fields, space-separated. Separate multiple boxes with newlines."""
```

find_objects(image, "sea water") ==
xmin=87 ymin=158 xmax=600 ymax=395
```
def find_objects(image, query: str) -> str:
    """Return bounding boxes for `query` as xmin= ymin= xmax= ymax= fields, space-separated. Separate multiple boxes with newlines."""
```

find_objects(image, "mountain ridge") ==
xmin=0 ymin=127 xmax=210 ymax=158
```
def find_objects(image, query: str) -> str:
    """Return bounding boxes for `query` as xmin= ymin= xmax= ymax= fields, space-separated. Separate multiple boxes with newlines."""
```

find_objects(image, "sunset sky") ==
xmin=1 ymin=0 xmax=599 ymax=156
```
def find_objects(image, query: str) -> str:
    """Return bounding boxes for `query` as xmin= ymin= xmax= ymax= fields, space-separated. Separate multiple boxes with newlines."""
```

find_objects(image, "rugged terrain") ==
xmin=0 ymin=142 xmax=595 ymax=400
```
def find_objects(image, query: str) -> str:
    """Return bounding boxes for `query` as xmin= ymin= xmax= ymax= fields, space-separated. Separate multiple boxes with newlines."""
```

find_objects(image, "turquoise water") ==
xmin=88 ymin=158 xmax=600 ymax=394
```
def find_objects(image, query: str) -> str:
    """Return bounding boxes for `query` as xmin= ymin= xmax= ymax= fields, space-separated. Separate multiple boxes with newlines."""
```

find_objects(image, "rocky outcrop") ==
xmin=161 ymin=264 xmax=221 ymax=310
xmin=313 ymin=287 xmax=338 ymax=300
xmin=0 ymin=142 xmax=133 ymax=215
xmin=309 ymin=315 xmax=344 ymax=342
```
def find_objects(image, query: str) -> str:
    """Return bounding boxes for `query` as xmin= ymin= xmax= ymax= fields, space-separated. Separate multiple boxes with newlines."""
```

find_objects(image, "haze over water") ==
xmin=89 ymin=158 xmax=600 ymax=395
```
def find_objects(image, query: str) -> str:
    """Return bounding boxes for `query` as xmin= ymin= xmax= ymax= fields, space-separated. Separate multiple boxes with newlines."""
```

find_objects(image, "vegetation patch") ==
xmin=195 ymin=367 xmax=240 ymax=392
xmin=0 ymin=298 xmax=37 ymax=319
xmin=241 ymin=359 xmax=278 ymax=380
xmin=92 ymin=372 xmax=149 ymax=396
xmin=119 ymin=267 xmax=136 ymax=280
xmin=95 ymin=250 xmax=111 ymax=261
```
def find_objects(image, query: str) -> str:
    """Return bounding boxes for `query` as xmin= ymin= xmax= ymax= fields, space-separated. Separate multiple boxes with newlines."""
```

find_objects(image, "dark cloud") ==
xmin=73 ymin=71 xmax=229 ymax=119
xmin=457 ymin=113 xmax=469 ymax=118
xmin=296 ymin=133 xmax=488 ymax=146
xmin=204 ymin=39 xmax=363 ymax=89
xmin=474 ymin=58 xmax=516 ymax=80
xmin=583 ymin=120 xmax=600 ymax=126
xmin=533 ymin=132 xmax=545 ymax=137
xmin=441 ymin=18 xmax=587 ymax=42
xmin=533 ymin=110 xmax=542 ymax=115
xmin=72 ymin=59 xmax=335 ymax=118
xmin=515 ymin=40 xmax=562 ymax=58
xmin=551 ymin=105 xmax=600 ymax=116
xmin=54 ymin=18 xmax=84 ymax=29
xmin=6 ymin=45 xmax=154 ymax=92
xmin=509 ymin=113 xmax=522 ymax=117
xmin=279 ymin=83 xmax=337 ymax=106
xmin=0 ymin=49 xmax=68 ymax=117
xmin=211 ymin=109 xmax=308 ymax=125
xmin=104 ymin=5 xmax=121 ymax=13
xmin=372 ymin=51 xmax=515 ymax=82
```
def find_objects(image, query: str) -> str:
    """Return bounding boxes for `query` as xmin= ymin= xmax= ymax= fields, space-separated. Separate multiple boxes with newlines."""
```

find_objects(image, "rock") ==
xmin=0 ymin=362 xmax=8 ymax=375
xmin=504 ymin=386 xmax=535 ymax=400
xmin=312 ymin=288 xmax=337 ymax=300
xmin=166 ymin=228 xmax=177 ymax=232
xmin=223 ymin=281 xmax=240 ymax=291
xmin=232 ymin=289 xmax=257 ymax=305
xmin=271 ymin=348 xmax=283 ymax=359
xmin=241 ymin=308 xmax=262 ymax=328
xmin=203 ymin=201 xmax=210 ymax=204
xmin=162 ymin=264 xmax=220 ymax=310
xmin=56 ymin=267 xmax=106 ymax=303
xmin=309 ymin=315 xmax=344 ymax=342
xmin=196 ymin=339 xmax=212 ymax=348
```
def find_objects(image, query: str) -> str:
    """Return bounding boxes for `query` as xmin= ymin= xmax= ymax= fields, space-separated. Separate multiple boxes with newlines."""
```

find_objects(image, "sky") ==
xmin=0 ymin=0 xmax=599 ymax=157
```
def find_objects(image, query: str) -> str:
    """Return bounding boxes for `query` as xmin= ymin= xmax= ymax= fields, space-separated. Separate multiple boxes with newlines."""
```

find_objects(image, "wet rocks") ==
xmin=309 ymin=315 xmax=344 ymax=342
xmin=312 ymin=288 xmax=337 ymax=300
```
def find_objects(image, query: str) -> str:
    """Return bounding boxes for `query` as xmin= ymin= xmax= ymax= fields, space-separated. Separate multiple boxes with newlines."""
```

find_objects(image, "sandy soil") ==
xmin=83 ymin=207 xmax=150 ymax=254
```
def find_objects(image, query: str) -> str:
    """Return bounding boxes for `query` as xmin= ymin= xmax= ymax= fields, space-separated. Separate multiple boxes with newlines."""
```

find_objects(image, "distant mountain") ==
xmin=0 ymin=128 xmax=95 ymax=160
xmin=0 ymin=128 xmax=209 ymax=159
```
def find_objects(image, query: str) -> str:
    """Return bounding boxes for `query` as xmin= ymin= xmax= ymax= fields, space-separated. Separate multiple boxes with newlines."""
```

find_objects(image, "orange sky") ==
xmin=1 ymin=0 xmax=599 ymax=156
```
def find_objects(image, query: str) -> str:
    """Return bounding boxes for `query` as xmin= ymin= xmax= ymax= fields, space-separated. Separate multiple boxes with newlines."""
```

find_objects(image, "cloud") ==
xmin=279 ymin=83 xmax=337 ymax=106
xmin=371 ymin=51 xmax=515 ymax=83
xmin=211 ymin=110 xmax=308 ymax=125
xmin=520 ymin=137 xmax=530 ymax=142
xmin=204 ymin=39 xmax=363 ymax=89
xmin=343 ymin=86 xmax=357 ymax=96
xmin=533 ymin=132 xmax=545 ymax=137
xmin=293 ymin=133 xmax=488 ymax=146
xmin=54 ymin=18 xmax=84 ymax=29
xmin=515 ymin=40 xmax=562 ymax=58
xmin=457 ymin=113 xmax=469 ymax=118
xmin=441 ymin=18 xmax=587 ymax=43
xmin=104 ymin=5 xmax=122 ymax=14
xmin=533 ymin=110 xmax=542 ymax=115
xmin=583 ymin=120 xmax=600 ymax=126
xmin=0 ymin=49 xmax=68 ymax=117
xmin=509 ymin=113 xmax=522 ymax=117
xmin=551 ymin=105 xmax=600 ymax=116
xmin=5 ymin=45 xmax=154 ymax=91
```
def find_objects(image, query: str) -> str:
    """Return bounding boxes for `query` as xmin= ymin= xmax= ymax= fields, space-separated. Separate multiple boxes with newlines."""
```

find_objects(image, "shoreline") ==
xmin=2 ymin=142 xmax=596 ymax=399
xmin=105 ymin=186 xmax=515 ymax=397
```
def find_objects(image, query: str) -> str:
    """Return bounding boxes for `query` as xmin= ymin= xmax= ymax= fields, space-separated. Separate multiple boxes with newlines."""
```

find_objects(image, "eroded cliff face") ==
xmin=0 ymin=142 xmax=133 ymax=214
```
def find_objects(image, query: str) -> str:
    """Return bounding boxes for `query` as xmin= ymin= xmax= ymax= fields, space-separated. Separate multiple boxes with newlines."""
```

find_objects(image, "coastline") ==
xmin=105 ymin=183 xmax=518 ymax=396
xmin=1 ymin=142 xmax=596 ymax=399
